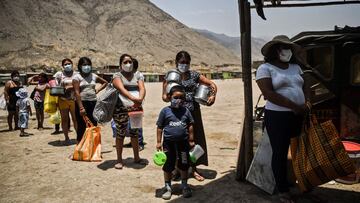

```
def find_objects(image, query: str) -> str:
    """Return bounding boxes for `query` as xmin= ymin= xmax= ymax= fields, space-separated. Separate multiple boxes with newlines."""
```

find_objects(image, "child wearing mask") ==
xmin=16 ymin=88 xmax=32 ymax=136
xmin=156 ymin=84 xmax=195 ymax=200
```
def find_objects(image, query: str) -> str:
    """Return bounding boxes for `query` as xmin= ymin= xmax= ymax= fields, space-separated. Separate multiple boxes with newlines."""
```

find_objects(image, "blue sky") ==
xmin=149 ymin=0 xmax=360 ymax=39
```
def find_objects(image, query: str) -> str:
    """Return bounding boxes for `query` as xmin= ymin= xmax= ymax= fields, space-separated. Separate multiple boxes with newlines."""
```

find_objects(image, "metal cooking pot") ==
xmin=166 ymin=69 xmax=181 ymax=83
xmin=166 ymin=82 xmax=181 ymax=94
xmin=194 ymin=84 xmax=210 ymax=105
xmin=50 ymin=86 xmax=65 ymax=96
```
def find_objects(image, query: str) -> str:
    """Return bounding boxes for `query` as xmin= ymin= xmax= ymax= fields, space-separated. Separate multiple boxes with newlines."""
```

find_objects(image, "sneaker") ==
xmin=139 ymin=145 xmax=144 ymax=151
xmin=182 ymin=187 xmax=192 ymax=198
xmin=162 ymin=186 xmax=172 ymax=200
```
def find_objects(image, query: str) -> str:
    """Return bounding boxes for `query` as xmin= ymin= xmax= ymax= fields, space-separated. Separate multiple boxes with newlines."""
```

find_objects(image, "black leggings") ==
xmin=264 ymin=109 xmax=303 ymax=193
xmin=75 ymin=101 xmax=97 ymax=142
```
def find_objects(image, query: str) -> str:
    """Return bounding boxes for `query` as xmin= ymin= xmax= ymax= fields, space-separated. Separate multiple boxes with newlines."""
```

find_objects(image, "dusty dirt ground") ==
xmin=0 ymin=79 xmax=359 ymax=202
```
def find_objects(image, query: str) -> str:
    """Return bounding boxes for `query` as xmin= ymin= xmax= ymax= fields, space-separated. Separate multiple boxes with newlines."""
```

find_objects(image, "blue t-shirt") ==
xmin=156 ymin=106 xmax=194 ymax=141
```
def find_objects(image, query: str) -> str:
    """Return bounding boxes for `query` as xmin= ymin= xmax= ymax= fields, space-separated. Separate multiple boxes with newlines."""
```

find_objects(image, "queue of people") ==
xmin=2 ymin=35 xmax=350 ymax=202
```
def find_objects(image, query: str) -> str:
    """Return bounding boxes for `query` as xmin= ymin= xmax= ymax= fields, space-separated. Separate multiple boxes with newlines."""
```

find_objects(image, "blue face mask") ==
xmin=170 ymin=98 xmax=183 ymax=108
xmin=63 ymin=64 xmax=73 ymax=72
xmin=81 ymin=65 xmax=92 ymax=74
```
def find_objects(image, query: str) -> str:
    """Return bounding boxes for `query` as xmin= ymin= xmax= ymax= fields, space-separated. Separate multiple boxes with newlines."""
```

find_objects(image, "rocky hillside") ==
xmin=194 ymin=29 xmax=266 ymax=61
xmin=0 ymin=0 xmax=240 ymax=72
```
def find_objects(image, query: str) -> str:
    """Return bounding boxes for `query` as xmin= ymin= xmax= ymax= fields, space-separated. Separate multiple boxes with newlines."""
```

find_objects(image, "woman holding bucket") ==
xmin=112 ymin=54 xmax=147 ymax=169
xmin=162 ymin=51 xmax=217 ymax=181
xmin=73 ymin=57 xmax=108 ymax=143
xmin=53 ymin=58 xmax=78 ymax=143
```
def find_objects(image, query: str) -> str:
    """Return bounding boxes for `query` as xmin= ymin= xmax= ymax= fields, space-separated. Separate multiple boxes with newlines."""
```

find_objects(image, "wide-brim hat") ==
xmin=16 ymin=87 xmax=28 ymax=99
xmin=261 ymin=35 xmax=301 ymax=58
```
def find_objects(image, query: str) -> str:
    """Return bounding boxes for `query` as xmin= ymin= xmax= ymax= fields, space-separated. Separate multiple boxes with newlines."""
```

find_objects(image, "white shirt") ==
xmin=53 ymin=71 xmax=78 ymax=100
xmin=255 ymin=63 xmax=305 ymax=111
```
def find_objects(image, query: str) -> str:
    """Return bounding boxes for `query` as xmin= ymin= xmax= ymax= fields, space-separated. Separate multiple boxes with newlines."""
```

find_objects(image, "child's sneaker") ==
xmin=182 ymin=186 xmax=192 ymax=198
xmin=161 ymin=186 xmax=172 ymax=200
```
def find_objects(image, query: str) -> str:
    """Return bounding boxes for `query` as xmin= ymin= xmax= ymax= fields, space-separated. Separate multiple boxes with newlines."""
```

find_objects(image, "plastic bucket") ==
xmin=189 ymin=144 xmax=205 ymax=163
xmin=335 ymin=141 xmax=360 ymax=184
xmin=153 ymin=151 xmax=167 ymax=166
xmin=128 ymin=111 xmax=143 ymax=129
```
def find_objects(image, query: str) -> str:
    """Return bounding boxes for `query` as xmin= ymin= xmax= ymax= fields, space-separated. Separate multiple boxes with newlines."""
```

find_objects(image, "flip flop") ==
xmin=193 ymin=171 xmax=205 ymax=181
xmin=115 ymin=162 xmax=123 ymax=169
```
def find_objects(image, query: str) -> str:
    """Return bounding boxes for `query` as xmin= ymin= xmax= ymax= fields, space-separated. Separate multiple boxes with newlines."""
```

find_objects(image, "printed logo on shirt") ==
xmin=169 ymin=121 xmax=185 ymax=127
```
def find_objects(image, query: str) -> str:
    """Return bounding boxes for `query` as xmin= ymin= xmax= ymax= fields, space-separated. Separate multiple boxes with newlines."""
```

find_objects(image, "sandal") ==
xmin=193 ymin=171 xmax=205 ymax=181
xmin=115 ymin=162 xmax=123 ymax=169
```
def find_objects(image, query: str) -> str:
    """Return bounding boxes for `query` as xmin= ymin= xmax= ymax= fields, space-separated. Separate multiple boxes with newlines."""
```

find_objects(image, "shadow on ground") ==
xmin=48 ymin=139 xmax=77 ymax=147
xmin=156 ymin=171 xmax=360 ymax=203
xmin=97 ymin=158 xmax=149 ymax=171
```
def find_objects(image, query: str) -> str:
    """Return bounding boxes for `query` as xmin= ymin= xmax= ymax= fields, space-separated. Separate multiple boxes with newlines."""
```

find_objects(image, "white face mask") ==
xmin=177 ymin=64 xmax=190 ymax=73
xmin=279 ymin=49 xmax=293 ymax=63
xmin=81 ymin=65 xmax=92 ymax=74
xmin=122 ymin=63 xmax=133 ymax=72
xmin=63 ymin=64 xmax=73 ymax=72
xmin=12 ymin=76 xmax=20 ymax=82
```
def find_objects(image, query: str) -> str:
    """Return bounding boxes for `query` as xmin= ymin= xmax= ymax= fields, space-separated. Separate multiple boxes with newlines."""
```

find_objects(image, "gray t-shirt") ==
xmin=156 ymin=106 xmax=194 ymax=141
xmin=73 ymin=73 xmax=98 ymax=101
xmin=113 ymin=71 xmax=144 ymax=91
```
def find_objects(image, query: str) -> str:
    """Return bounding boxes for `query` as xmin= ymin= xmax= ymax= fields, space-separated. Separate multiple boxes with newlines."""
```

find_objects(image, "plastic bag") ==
xmin=291 ymin=115 xmax=355 ymax=192
xmin=49 ymin=111 xmax=61 ymax=125
xmin=93 ymin=84 xmax=118 ymax=123
xmin=44 ymin=89 xmax=58 ymax=114
xmin=73 ymin=116 xmax=102 ymax=161
xmin=0 ymin=94 xmax=6 ymax=110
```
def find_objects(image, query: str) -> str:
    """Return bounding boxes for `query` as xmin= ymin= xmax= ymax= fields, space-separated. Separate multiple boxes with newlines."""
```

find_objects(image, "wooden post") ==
xmin=236 ymin=0 xmax=254 ymax=181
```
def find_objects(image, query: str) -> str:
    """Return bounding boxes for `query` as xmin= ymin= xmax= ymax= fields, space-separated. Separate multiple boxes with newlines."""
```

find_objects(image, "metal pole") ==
xmin=236 ymin=0 xmax=254 ymax=181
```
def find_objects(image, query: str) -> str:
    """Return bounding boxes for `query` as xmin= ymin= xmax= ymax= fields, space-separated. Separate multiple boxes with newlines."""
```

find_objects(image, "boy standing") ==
xmin=16 ymin=88 xmax=32 ymax=136
xmin=156 ymin=85 xmax=194 ymax=200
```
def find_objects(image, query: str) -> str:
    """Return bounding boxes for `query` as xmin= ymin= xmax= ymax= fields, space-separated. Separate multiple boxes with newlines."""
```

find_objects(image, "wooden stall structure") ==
xmin=236 ymin=0 xmax=360 ymax=181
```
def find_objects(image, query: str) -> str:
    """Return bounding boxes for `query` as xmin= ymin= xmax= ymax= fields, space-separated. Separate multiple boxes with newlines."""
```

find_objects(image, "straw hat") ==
xmin=261 ymin=35 xmax=301 ymax=58
xmin=15 ymin=88 xmax=28 ymax=99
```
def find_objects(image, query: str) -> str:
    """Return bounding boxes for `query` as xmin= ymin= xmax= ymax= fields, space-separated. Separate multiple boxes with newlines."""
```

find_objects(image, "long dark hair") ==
xmin=133 ymin=58 xmax=138 ymax=71
xmin=77 ymin=57 xmax=92 ymax=74
xmin=175 ymin=51 xmax=191 ymax=65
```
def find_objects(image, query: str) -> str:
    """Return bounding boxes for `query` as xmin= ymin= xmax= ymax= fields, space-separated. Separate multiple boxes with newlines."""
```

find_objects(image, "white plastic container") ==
xmin=189 ymin=144 xmax=205 ymax=163
xmin=119 ymin=90 xmax=140 ymax=107
xmin=128 ymin=111 xmax=143 ymax=129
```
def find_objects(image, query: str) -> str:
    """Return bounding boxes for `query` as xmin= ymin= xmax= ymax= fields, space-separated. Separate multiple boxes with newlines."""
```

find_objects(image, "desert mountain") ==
xmin=193 ymin=29 xmax=266 ymax=61
xmin=0 ymin=0 xmax=240 ymax=73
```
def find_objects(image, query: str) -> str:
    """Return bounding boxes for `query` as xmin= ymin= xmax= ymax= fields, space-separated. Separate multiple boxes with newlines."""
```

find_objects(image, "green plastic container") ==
xmin=153 ymin=151 xmax=167 ymax=166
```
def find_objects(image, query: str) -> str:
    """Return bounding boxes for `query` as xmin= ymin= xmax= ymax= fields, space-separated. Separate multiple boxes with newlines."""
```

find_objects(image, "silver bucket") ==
xmin=166 ymin=70 xmax=181 ymax=83
xmin=194 ymin=84 xmax=210 ymax=105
